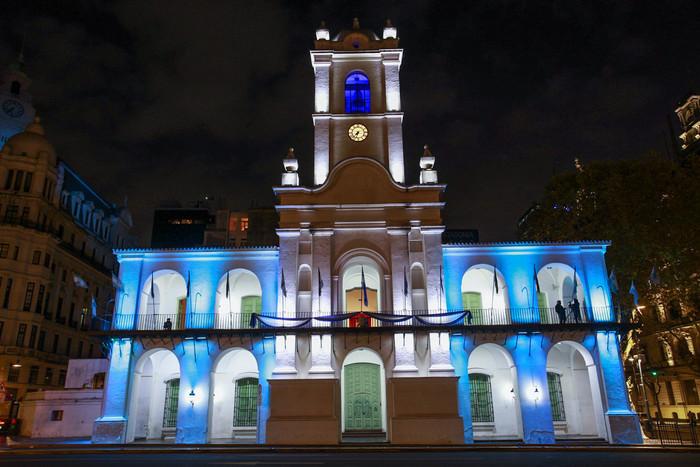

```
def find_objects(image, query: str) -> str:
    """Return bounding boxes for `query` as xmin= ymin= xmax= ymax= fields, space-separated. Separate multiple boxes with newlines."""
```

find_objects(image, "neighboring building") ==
xmin=625 ymin=303 xmax=700 ymax=422
xmin=675 ymin=94 xmax=700 ymax=158
xmin=152 ymin=202 xmax=277 ymax=248
xmin=18 ymin=358 xmax=107 ymax=438
xmin=0 ymin=62 xmax=134 ymax=420
xmin=93 ymin=20 xmax=641 ymax=446
xmin=0 ymin=58 xmax=36 ymax=150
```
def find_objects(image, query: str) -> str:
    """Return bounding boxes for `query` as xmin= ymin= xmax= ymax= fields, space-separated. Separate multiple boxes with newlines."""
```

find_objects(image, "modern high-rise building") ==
xmin=0 ymin=61 xmax=134 ymax=418
xmin=93 ymin=20 xmax=642 ymax=446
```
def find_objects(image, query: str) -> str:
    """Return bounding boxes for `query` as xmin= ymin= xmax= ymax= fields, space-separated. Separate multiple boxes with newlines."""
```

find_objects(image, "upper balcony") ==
xmin=92 ymin=305 xmax=630 ymax=336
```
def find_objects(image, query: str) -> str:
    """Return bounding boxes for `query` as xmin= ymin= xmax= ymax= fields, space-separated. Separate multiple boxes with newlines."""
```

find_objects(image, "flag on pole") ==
xmin=280 ymin=269 xmax=287 ymax=298
xmin=225 ymin=271 xmax=230 ymax=298
xmin=439 ymin=265 xmax=444 ymax=293
xmin=572 ymin=266 xmax=578 ymax=299
xmin=533 ymin=265 xmax=541 ymax=293
xmin=150 ymin=272 xmax=155 ymax=298
xmin=492 ymin=265 xmax=499 ymax=295
xmin=649 ymin=266 xmax=661 ymax=286
xmin=318 ymin=267 xmax=323 ymax=297
xmin=403 ymin=266 xmax=409 ymax=297
xmin=186 ymin=271 xmax=191 ymax=298
xmin=629 ymin=281 xmax=639 ymax=307
xmin=608 ymin=268 xmax=619 ymax=294
xmin=361 ymin=266 xmax=369 ymax=307
xmin=91 ymin=295 xmax=97 ymax=318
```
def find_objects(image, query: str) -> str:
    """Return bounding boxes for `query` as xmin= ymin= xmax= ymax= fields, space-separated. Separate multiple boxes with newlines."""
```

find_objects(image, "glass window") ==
xmin=0 ymin=243 xmax=9 ymax=258
xmin=52 ymin=334 xmax=59 ymax=353
xmin=58 ymin=369 xmax=66 ymax=387
xmin=28 ymin=325 xmax=37 ymax=348
xmin=684 ymin=380 xmax=700 ymax=405
xmin=4 ymin=170 xmax=14 ymax=190
xmin=44 ymin=367 xmax=53 ymax=385
xmin=77 ymin=340 xmax=83 ymax=358
xmin=12 ymin=245 xmax=19 ymax=260
xmin=28 ymin=366 xmax=39 ymax=384
xmin=37 ymin=330 xmax=46 ymax=351
xmin=23 ymin=282 xmax=35 ymax=311
xmin=65 ymin=337 xmax=72 ymax=357
xmin=13 ymin=170 xmax=24 ymax=191
xmin=7 ymin=366 xmax=20 ymax=382
xmin=32 ymin=251 xmax=41 ymax=264
xmin=233 ymin=377 xmax=259 ymax=427
xmin=469 ymin=373 xmax=494 ymax=423
xmin=16 ymin=323 xmax=26 ymax=347
xmin=4 ymin=205 xmax=17 ymax=223
xmin=23 ymin=172 xmax=32 ymax=192
xmin=345 ymin=72 xmax=371 ymax=113
xmin=35 ymin=285 xmax=45 ymax=314
xmin=2 ymin=278 xmax=12 ymax=308
xmin=51 ymin=410 xmax=64 ymax=421
xmin=547 ymin=372 xmax=566 ymax=422
xmin=0 ymin=321 xmax=3 ymax=340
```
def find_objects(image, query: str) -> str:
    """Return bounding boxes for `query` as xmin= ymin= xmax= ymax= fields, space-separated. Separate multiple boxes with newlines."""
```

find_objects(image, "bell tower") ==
xmin=310 ymin=19 xmax=405 ymax=185
xmin=0 ymin=55 xmax=36 ymax=149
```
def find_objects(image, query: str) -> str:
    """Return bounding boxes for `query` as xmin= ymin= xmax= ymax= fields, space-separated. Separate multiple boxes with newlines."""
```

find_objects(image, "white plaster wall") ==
xmin=461 ymin=265 xmax=509 ymax=323
xmin=313 ymin=116 xmax=330 ymax=185
xmin=20 ymin=390 xmax=103 ymax=438
xmin=209 ymin=349 xmax=258 ymax=440
xmin=215 ymin=269 xmax=262 ymax=315
xmin=139 ymin=270 xmax=187 ymax=316
xmin=469 ymin=344 xmax=521 ymax=439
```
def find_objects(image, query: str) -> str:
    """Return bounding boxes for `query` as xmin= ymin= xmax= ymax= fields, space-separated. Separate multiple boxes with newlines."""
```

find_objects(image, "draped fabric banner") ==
xmin=250 ymin=310 xmax=468 ymax=329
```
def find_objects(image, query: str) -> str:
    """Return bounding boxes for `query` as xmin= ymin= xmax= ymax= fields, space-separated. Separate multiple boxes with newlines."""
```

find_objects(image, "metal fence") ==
xmin=99 ymin=306 xmax=620 ymax=331
xmin=642 ymin=417 xmax=699 ymax=446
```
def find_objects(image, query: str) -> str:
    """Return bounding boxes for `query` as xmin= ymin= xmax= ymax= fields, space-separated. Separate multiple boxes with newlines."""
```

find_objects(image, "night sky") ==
xmin=1 ymin=1 xmax=698 ymax=245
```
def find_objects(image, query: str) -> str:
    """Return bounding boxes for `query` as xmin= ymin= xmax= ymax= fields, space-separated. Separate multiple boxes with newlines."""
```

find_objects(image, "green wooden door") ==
xmin=240 ymin=295 xmax=262 ymax=328
xmin=462 ymin=292 xmax=483 ymax=324
xmin=537 ymin=292 xmax=550 ymax=323
xmin=344 ymin=363 xmax=382 ymax=431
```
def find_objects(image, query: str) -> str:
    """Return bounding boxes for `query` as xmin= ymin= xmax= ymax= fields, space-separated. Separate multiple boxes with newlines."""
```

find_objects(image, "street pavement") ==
xmin=1 ymin=449 xmax=699 ymax=466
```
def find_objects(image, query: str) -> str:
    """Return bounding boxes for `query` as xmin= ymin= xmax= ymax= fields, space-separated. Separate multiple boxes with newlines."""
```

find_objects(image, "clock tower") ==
xmin=310 ymin=18 xmax=405 ymax=185
xmin=0 ymin=57 xmax=36 ymax=150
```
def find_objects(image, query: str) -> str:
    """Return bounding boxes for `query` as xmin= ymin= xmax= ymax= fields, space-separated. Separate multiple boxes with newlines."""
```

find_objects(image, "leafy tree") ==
xmin=518 ymin=153 xmax=700 ymax=315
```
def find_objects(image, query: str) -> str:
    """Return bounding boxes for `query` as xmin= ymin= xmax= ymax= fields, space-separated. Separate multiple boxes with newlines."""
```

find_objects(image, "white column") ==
xmin=382 ymin=51 xmax=402 ymax=112
xmin=422 ymin=228 xmax=445 ymax=311
xmin=389 ymin=228 xmax=409 ymax=312
xmin=386 ymin=113 xmax=405 ymax=184
xmin=311 ymin=53 xmax=331 ymax=113
xmin=313 ymin=115 xmax=330 ymax=185
xmin=312 ymin=230 xmax=333 ymax=315
xmin=277 ymin=231 xmax=300 ymax=317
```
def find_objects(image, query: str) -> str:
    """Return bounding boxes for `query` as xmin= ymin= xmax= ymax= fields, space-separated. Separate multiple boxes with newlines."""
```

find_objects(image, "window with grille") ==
xmin=233 ymin=377 xmax=258 ymax=428
xmin=547 ymin=372 xmax=566 ymax=422
xmin=469 ymin=373 xmax=494 ymax=423
xmin=162 ymin=378 xmax=180 ymax=429
xmin=345 ymin=72 xmax=370 ymax=113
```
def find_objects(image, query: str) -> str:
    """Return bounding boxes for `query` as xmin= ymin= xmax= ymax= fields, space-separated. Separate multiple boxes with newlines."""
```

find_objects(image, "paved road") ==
xmin=1 ymin=450 xmax=699 ymax=467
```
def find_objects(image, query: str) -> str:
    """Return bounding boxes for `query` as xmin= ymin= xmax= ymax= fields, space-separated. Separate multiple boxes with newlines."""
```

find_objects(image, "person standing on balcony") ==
xmin=571 ymin=298 xmax=581 ymax=323
xmin=555 ymin=300 xmax=567 ymax=324
xmin=163 ymin=318 xmax=172 ymax=330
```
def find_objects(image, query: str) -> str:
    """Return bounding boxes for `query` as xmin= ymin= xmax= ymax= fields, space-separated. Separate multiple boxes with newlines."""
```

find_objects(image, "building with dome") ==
xmin=93 ymin=20 xmax=642 ymax=445
xmin=0 ymin=61 xmax=134 ymax=419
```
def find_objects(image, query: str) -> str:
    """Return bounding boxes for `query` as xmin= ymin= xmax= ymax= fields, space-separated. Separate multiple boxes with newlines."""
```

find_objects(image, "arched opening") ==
xmin=341 ymin=348 xmax=387 ymax=438
xmin=215 ymin=269 xmax=262 ymax=329
xmin=341 ymin=256 xmax=382 ymax=326
xmin=139 ymin=270 xmax=187 ymax=330
xmin=127 ymin=349 xmax=180 ymax=442
xmin=546 ymin=341 xmax=606 ymax=439
xmin=536 ymin=263 xmax=586 ymax=324
xmin=345 ymin=71 xmax=370 ymax=113
xmin=468 ymin=344 xmax=522 ymax=440
xmin=209 ymin=348 xmax=259 ymax=442
xmin=297 ymin=265 xmax=312 ymax=316
xmin=410 ymin=263 xmax=427 ymax=312
xmin=461 ymin=265 xmax=509 ymax=325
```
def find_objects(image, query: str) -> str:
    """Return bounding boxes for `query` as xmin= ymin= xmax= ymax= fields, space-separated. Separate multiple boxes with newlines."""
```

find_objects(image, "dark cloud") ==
xmin=1 ymin=0 xmax=698 ymax=243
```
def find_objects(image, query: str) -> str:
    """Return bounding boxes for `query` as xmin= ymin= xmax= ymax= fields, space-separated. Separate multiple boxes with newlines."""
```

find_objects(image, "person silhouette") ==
xmin=555 ymin=300 xmax=567 ymax=324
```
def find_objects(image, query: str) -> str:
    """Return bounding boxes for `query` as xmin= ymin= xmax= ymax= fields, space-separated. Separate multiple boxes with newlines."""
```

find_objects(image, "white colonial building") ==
xmin=92 ymin=20 xmax=643 ymax=445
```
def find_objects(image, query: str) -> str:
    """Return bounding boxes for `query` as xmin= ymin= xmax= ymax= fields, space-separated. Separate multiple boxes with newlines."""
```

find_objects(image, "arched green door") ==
xmin=241 ymin=295 xmax=262 ymax=328
xmin=344 ymin=363 xmax=382 ymax=431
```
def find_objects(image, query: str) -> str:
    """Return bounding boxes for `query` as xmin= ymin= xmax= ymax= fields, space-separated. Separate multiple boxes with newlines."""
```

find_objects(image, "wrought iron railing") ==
xmin=641 ymin=416 xmax=699 ymax=446
xmin=96 ymin=306 xmax=621 ymax=331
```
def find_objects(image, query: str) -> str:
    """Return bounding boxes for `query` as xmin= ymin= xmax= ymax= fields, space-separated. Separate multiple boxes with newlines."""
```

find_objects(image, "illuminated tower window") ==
xmin=345 ymin=72 xmax=370 ymax=113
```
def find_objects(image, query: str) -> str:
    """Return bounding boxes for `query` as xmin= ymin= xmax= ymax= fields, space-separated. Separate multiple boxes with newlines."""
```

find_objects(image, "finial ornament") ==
xmin=386 ymin=19 xmax=393 ymax=27
xmin=281 ymin=146 xmax=300 ymax=186
xmin=423 ymin=144 xmax=432 ymax=157
xmin=319 ymin=20 xmax=326 ymax=28
xmin=352 ymin=17 xmax=360 ymax=29
xmin=287 ymin=147 xmax=295 ymax=158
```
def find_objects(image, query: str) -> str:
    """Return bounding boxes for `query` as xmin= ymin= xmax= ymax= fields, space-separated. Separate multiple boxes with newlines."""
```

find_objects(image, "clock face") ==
xmin=2 ymin=99 xmax=24 ymax=118
xmin=348 ymin=123 xmax=368 ymax=142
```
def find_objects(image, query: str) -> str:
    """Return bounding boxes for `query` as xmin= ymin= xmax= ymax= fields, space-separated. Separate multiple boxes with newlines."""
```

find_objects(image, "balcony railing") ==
xmin=96 ymin=306 xmax=621 ymax=332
